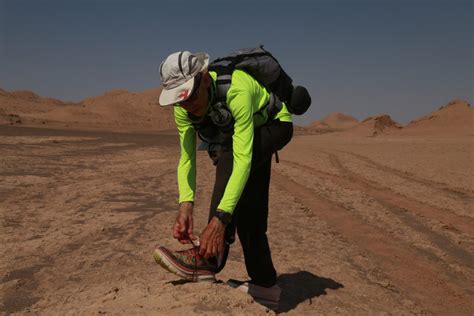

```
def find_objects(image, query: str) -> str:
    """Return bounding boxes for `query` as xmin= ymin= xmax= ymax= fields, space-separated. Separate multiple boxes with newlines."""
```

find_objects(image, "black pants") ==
xmin=207 ymin=119 xmax=293 ymax=287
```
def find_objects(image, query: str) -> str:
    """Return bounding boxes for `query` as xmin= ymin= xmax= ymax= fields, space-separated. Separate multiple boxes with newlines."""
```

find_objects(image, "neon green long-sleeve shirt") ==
xmin=174 ymin=69 xmax=292 ymax=214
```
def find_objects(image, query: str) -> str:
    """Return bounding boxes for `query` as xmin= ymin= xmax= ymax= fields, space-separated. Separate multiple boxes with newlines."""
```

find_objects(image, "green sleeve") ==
xmin=216 ymin=74 xmax=255 ymax=214
xmin=174 ymin=106 xmax=196 ymax=203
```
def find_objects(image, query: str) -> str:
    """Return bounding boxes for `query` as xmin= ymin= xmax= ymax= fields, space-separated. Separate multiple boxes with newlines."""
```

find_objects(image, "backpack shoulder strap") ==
xmin=209 ymin=47 xmax=266 ymax=103
xmin=209 ymin=58 xmax=281 ymax=120
xmin=209 ymin=63 xmax=233 ymax=103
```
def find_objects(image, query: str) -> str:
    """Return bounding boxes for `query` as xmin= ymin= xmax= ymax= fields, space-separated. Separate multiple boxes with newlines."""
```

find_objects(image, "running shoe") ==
xmin=153 ymin=246 xmax=217 ymax=282
xmin=227 ymin=279 xmax=281 ymax=311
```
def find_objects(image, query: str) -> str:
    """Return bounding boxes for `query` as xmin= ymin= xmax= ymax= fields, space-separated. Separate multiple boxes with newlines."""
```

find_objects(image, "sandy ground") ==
xmin=1 ymin=125 xmax=473 ymax=315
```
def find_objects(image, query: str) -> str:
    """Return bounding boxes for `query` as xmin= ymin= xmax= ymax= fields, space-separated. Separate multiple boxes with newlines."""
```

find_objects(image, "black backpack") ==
xmin=208 ymin=45 xmax=311 ymax=117
xmin=189 ymin=46 xmax=312 ymax=156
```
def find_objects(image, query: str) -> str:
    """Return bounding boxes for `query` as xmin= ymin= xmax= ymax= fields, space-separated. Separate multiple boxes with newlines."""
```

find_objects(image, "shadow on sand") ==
xmin=164 ymin=271 xmax=343 ymax=313
xmin=278 ymin=270 xmax=344 ymax=313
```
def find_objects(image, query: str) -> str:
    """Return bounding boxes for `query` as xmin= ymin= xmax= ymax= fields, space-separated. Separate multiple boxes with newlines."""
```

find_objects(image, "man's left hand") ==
xmin=199 ymin=216 xmax=226 ymax=258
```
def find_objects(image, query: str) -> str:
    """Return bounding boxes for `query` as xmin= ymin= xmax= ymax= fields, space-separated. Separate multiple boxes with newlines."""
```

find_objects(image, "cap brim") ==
xmin=159 ymin=76 xmax=195 ymax=106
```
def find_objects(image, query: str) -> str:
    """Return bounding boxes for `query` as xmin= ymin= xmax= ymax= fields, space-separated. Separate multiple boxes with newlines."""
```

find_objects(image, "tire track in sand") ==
xmin=272 ymin=171 xmax=473 ymax=315
xmin=325 ymin=152 xmax=473 ymax=233
xmin=337 ymin=150 xmax=474 ymax=199
xmin=282 ymin=158 xmax=474 ymax=271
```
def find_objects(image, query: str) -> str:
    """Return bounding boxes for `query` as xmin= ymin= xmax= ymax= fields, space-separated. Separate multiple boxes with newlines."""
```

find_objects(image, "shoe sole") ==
xmin=153 ymin=248 xmax=216 ymax=282
xmin=227 ymin=279 xmax=279 ymax=311
xmin=252 ymin=298 xmax=279 ymax=311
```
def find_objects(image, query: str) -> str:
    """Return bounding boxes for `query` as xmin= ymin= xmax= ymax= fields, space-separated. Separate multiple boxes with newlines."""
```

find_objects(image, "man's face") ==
xmin=179 ymin=73 xmax=209 ymax=117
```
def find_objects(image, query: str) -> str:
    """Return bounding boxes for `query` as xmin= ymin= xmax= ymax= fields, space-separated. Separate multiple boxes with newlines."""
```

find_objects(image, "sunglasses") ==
xmin=176 ymin=73 xmax=202 ymax=106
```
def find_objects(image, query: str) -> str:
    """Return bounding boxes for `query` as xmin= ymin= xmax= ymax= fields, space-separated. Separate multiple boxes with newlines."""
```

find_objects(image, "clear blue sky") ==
xmin=1 ymin=0 xmax=472 ymax=125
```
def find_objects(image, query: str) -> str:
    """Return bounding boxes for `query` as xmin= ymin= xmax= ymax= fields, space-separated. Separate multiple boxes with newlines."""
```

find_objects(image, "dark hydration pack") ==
xmin=208 ymin=45 xmax=312 ymax=117
xmin=190 ymin=46 xmax=312 ymax=156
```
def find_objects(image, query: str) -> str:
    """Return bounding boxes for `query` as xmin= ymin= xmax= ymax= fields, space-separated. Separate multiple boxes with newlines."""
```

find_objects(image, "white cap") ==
xmin=158 ymin=51 xmax=209 ymax=106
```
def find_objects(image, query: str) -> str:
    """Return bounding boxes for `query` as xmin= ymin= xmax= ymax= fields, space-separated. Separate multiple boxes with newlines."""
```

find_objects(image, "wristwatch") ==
xmin=214 ymin=211 xmax=232 ymax=225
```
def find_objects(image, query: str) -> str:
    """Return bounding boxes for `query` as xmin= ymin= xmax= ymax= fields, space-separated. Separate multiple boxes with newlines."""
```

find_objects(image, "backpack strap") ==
xmin=209 ymin=64 xmax=232 ymax=103
xmin=210 ymin=57 xmax=282 ymax=120
xmin=265 ymin=92 xmax=282 ymax=120
xmin=207 ymin=63 xmax=281 ymax=164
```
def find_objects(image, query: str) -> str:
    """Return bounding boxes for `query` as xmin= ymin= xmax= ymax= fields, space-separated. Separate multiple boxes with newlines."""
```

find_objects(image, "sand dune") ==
xmin=0 ymin=90 xmax=67 ymax=125
xmin=319 ymin=112 xmax=359 ymax=129
xmin=295 ymin=112 xmax=358 ymax=135
xmin=296 ymin=100 xmax=472 ymax=138
xmin=344 ymin=114 xmax=402 ymax=137
xmin=0 ymin=89 xmax=70 ymax=114
xmin=401 ymin=100 xmax=473 ymax=136
xmin=1 ymin=87 xmax=472 ymax=139
xmin=0 ymin=87 xmax=174 ymax=132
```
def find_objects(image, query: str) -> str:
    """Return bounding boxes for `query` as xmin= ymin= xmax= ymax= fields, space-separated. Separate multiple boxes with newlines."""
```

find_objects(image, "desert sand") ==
xmin=312 ymin=112 xmax=359 ymax=130
xmin=294 ymin=112 xmax=359 ymax=135
xmin=0 ymin=88 xmax=174 ymax=132
xmin=1 ymin=91 xmax=473 ymax=315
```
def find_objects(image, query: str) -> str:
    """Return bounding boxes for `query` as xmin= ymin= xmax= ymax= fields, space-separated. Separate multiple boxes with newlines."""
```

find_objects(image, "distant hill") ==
xmin=401 ymin=100 xmax=473 ymax=136
xmin=2 ymin=89 xmax=471 ymax=138
xmin=0 ymin=87 xmax=175 ymax=132
xmin=0 ymin=89 xmax=73 ymax=125
xmin=344 ymin=114 xmax=402 ymax=137
xmin=295 ymin=112 xmax=358 ymax=135
xmin=319 ymin=112 xmax=359 ymax=129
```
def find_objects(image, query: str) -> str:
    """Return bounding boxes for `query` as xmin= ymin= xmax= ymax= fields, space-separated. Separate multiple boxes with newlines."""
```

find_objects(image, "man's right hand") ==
xmin=172 ymin=202 xmax=196 ymax=244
